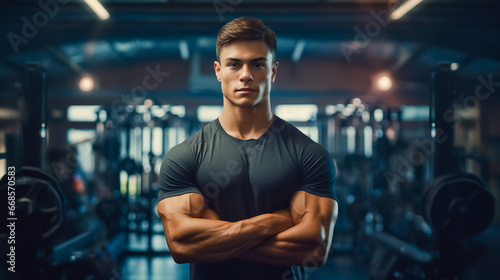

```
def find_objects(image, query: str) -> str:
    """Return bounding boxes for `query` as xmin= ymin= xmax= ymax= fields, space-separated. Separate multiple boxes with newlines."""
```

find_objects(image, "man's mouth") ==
xmin=236 ymin=88 xmax=257 ymax=93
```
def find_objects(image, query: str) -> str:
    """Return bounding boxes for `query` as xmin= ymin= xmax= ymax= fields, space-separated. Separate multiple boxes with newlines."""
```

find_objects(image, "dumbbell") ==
xmin=0 ymin=166 xmax=65 ymax=240
xmin=422 ymin=172 xmax=495 ymax=239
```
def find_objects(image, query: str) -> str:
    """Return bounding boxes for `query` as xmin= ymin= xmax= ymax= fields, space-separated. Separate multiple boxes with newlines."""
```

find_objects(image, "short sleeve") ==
xmin=299 ymin=142 xmax=337 ymax=201
xmin=157 ymin=143 xmax=202 ymax=202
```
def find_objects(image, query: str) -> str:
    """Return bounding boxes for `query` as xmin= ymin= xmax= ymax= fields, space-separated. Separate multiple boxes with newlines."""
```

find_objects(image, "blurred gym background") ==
xmin=1 ymin=0 xmax=499 ymax=279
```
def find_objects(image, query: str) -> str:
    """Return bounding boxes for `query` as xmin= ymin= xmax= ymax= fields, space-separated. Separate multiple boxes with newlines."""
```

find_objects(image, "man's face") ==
xmin=214 ymin=40 xmax=278 ymax=108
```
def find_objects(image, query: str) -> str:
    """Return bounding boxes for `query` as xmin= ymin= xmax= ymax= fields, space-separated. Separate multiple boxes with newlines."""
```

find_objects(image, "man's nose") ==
xmin=239 ymin=64 xmax=253 ymax=82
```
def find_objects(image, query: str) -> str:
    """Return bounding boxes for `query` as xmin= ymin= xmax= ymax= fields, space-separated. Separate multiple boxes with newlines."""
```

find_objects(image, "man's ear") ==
xmin=214 ymin=61 xmax=222 ymax=82
xmin=271 ymin=61 xmax=279 ymax=83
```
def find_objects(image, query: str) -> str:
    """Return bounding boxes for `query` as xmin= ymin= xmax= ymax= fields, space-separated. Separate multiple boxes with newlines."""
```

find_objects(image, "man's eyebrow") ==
xmin=225 ymin=57 xmax=268 ymax=62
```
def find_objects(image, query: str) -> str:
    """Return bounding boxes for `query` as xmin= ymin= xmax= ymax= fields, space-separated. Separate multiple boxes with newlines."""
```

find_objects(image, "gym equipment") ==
xmin=96 ymin=197 xmax=124 ymax=237
xmin=425 ymin=63 xmax=495 ymax=240
xmin=367 ymin=63 xmax=495 ymax=280
xmin=0 ymin=167 xmax=65 ymax=240
xmin=0 ymin=63 xmax=120 ymax=280
xmin=0 ymin=64 xmax=65 ymax=242
xmin=422 ymin=172 xmax=494 ymax=239
xmin=0 ymin=63 xmax=65 ymax=280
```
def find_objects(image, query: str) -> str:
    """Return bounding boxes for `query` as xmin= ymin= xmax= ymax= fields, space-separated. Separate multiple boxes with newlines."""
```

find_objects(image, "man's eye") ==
xmin=228 ymin=63 xmax=238 ymax=67
xmin=254 ymin=63 xmax=264 ymax=68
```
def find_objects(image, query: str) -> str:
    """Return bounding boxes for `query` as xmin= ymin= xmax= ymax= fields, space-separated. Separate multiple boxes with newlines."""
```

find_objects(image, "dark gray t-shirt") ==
xmin=158 ymin=115 xmax=337 ymax=280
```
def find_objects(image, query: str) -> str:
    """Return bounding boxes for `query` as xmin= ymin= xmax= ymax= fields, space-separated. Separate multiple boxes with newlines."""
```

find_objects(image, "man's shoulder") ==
xmin=178 ymin=119 xmax=219 ymax=147
xmin=163 ymin=120 xmax=219 ymax=165
xmin=273 ymin=116 xmax=315 ymax=146
xmin=273 ymin=116 xmax=330 ymax=160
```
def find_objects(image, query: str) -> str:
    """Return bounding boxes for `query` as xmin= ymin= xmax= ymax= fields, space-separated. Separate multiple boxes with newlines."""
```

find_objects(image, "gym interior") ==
xmin=1 ymin=0 xmax=500 ymax=279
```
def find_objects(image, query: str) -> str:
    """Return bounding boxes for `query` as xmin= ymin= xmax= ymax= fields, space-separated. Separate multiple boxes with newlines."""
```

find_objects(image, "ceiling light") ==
xmin=292 ymin=40 xmax=306 ymax=62
xmin=391 ymin=0 xmax=424 ymax=20
xmin=84 ymin=0 xmax=110 ymax=20
xmin=375 ymin=74 xmax=393 ymax=91
xmin=79 ymin=75 xmax=95 ymax=92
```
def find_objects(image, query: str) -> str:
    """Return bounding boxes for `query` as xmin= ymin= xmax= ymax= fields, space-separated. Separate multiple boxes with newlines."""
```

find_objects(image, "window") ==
xmin=67 ymin=105 xmax=99 ymax=122
xmin=275 ymin=104 xmax=318 ymax=122
xmin=197 ymin=105 xmax=223 ymax=122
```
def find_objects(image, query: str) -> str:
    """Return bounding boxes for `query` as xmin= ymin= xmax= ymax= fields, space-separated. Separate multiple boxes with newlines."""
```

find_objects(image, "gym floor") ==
xmin=117 ymin=223 xmax=500 ymax=280
xmin=118 ymin=254 xmax=368 ymax=280
xmin=117 ymin=226 xmax=369 ymax=280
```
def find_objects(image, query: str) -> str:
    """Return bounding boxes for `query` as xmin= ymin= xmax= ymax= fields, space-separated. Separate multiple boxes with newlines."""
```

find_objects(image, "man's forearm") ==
xmin=163 ymin=211 xmax=293 ymax=264
xmin=239 ymin=219 xmax=332 ymax=267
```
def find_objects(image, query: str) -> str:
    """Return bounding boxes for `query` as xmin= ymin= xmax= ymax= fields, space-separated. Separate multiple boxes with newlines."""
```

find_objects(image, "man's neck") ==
xmin=219 ymin=100 xmax=273 ymax=140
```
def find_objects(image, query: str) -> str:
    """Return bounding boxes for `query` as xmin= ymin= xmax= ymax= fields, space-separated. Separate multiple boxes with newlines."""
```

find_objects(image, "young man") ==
xmin=157 ymin=17 xmax=338 ymax=280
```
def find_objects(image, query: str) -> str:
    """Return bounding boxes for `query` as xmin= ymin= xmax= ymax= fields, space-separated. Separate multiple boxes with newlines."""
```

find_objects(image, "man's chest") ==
xmin=194 ymin=139 xmax=302 ymax=204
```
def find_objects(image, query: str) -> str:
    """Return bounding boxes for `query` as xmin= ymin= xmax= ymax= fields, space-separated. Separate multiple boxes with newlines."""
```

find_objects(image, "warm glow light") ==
xmin=391 ymin=0 xmax=424 ymax=20
xmin=79 ymin=76 xmax=95 ymax=92
xmin=84 ymin=0 xmax=110 ymax=20
xmin=376 ymin=75 xmax=393 ymax=91
xmin=352 ymin=98 xmax=361 ymax=106
xmin=451 ymin=62 xmax=459 ymax=71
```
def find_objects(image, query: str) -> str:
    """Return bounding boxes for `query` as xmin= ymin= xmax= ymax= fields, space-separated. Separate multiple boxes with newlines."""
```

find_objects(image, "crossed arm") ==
xmin=157 ymin=191 xmax=338 ymax=266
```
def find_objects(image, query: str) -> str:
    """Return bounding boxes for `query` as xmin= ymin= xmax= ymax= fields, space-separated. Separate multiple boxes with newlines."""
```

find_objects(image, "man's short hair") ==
xmin=216 ymin=17 xmax=277 ymax=62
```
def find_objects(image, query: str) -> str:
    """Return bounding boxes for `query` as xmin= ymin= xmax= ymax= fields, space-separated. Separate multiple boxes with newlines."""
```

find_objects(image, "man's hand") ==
xmin=239 ymin=191 xmax=338 ymax=267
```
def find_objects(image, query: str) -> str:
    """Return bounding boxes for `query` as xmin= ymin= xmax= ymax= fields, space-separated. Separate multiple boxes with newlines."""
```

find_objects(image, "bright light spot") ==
xmin=292 ymin=40 xmax=306 ymax=62
xmin=136 ymin=105 xmax=147 ymax=113
xmin=386 ymin=127 xmax=396 ymax=141
xmin=346 ymin=126 xmax=356 ymax=154
xmin=179 ymin=40 xmax=189 ymax=60
xmin=98 ymin=110 xmax=107 ymax=122
xmin=152 ymin=127 xmax=163 ymax=156
xmin=197 ymin=106 xmax=223 ymax=122
xmin=364 ymin=126 xmax=373 ymax=157
xmin=41 ymin=126 xmax=46 ymax=138
xmin=374 ymin=109 xmax=384 ymax=122
xmin=67 ymin=105 xmax=99 ymax=122
xmin=401 ymin=105 xmax=429 ymax=121
xmin=450 ymin=62 xmax=459 ymax=71
xmin=144 ymin=99 xmax=153 ymax=107
xmin=79 ymin=76 xmax=95 ymax=92
xmin=362 ymin=111 xmax=371 ymax=122
xmin=170 ymin=105 xmax=186 ymax=118
xmin=67 ymin=129 xmax=95 ymax=144
xmin=391 ymin=0 xmax=424 ymax=20
xmin=151 ymin=106 xmax=166 ymax=118
xmin=343 ymin=104 xmax=356 ymax=116
xmin=296 ymin=126 xmax=318 ymax=143
xmin=353 ymin=98 xmax=361 ymax=106
xmin=84 ymin=0 xmax=110 ymax=20
xmin=275 ymin=104 xmax=318 ymax=122
xmin=376 ymin=75 xmax=393 ymax=91
xmin=325 ymin=105 xmax=337 ymax=116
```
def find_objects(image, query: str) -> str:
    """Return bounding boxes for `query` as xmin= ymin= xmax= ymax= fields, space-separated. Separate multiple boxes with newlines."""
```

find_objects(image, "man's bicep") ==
xmin=157 ymin=193 xmax=208 ymax=247
xmin=158 ymin=192 xmax=206 ymax=219
xmin=289 ymin=191 xmax=337 ymax=230
xmin=158 ymin=193 xmax=205 ymax=227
